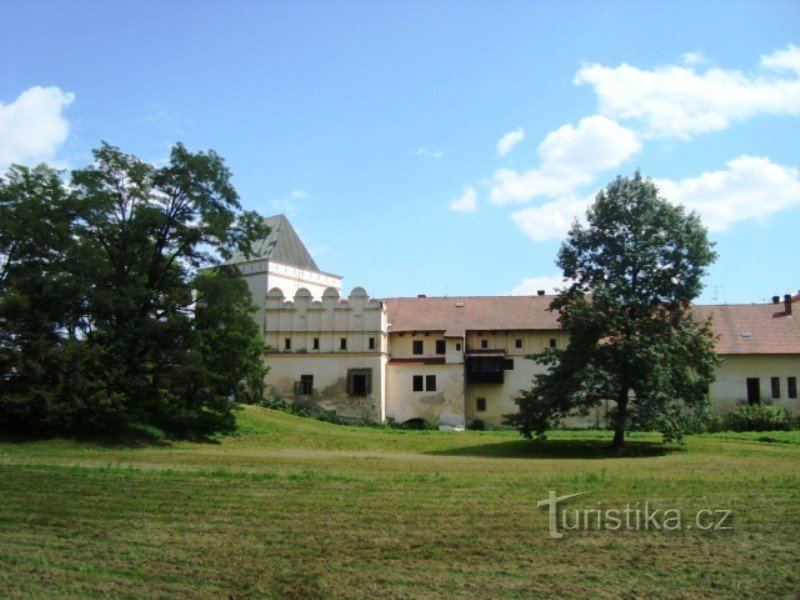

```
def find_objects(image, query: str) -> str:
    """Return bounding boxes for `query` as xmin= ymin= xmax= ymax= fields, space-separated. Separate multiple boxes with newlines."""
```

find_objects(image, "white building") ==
xmin=237 ymin=215 xmax=800 ymax=428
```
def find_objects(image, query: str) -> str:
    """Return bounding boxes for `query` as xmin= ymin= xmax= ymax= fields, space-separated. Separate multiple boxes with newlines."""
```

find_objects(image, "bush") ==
xmin=718 ymin=405 xmax=790 ymax=432
xmin=467 ymin=419 xmax=486 ymax=431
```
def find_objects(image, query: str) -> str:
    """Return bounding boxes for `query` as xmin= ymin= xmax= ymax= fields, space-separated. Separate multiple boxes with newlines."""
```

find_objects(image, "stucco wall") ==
xmin=262 ymin=286 xmax=388 ymax=421
xmin=389 ymin=333 xmax=463 ymax=364
xmin=386 ymin=363 xmax=465 ymax=427
xmin=237 ymin=259 xmax=343 ymax=332
xmin=265 ymin=354 xmax=386 ymax=421
xmin=710 ymin=354 xmax=800 ymax=415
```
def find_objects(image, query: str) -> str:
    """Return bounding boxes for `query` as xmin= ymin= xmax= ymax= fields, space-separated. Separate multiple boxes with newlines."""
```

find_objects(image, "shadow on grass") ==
xmin=426 ymin=438 xmax=681 ymax=459
xmin=0 ymin=424 xmax=223 ymax=448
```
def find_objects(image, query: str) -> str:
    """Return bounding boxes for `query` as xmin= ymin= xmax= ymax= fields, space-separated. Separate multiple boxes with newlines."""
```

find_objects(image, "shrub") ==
xmin=467 ymin=419 xmax=486 ymax=431
xmin=719 ymin=405 xmax=790 ymax=432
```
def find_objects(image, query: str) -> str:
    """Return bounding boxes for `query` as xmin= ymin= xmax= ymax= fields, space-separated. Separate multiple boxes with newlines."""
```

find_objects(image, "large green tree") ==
xmin=506 ymin=172 xmax=719 ymax=447
xmin=0 ymin=144 xmax=269 ymax=436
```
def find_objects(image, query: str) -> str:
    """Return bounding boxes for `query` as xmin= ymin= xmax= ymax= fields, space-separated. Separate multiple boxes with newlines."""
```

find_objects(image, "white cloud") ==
xmin=510 ymin=193 xmax=594 ymax=241
xmin=761 ymin=43 xmax=800 ymax=74
xmin=507 ymin=274 xmax=570 ymax=295
xmin=450 ymin=186 xmax=477 ymax=212
xmin=272 ymin=190 xmax=310 ymax=215
xmin=0 ymin=86 xmax=75 ymax=171
xmin=416 ymin=147 xmax=443 ymax=159
xmin=681 ymin=52 xmax=708 ymax=67
xmin=655 ymin=155 xmax=800 ymax=232
xmin=490 ymin=115 xmax=640 ymax=205
xmin=496 ymin=127 xmax=525 ymax=157
xmin=507 ymin=155 xmax=800 ymax=242
xmin=575 ymin=45 xmax=800 ymax=139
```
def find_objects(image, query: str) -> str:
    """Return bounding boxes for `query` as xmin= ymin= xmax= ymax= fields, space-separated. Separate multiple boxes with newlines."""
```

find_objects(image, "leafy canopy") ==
xmin=506 ymin=171 xmax=719 ymax=446
xmin=0 ymin=143 xmax=269 ymax=437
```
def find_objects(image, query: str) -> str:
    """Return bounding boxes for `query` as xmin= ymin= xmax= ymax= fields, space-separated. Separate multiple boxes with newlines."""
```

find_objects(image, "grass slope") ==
xmin=1 ymin=405 xmax=798 ymax=598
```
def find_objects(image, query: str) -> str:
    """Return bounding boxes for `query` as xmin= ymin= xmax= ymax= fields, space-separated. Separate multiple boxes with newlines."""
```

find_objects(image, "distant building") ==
xmin=235 ymin=216 xmax=800 ymax=428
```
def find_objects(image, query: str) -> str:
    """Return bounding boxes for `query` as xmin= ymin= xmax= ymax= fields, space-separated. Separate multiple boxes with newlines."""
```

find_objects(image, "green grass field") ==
xmin=1 ymin=406 xmax=798 ymax=599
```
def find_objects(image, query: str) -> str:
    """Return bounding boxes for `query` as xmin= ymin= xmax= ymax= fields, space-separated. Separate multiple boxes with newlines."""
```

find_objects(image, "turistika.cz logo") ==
xmin=537 ymin=491 xmax=733 ymax=539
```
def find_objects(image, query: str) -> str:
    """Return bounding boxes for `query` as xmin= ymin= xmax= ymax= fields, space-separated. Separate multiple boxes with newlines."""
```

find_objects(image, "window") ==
xmin=771 ymin=377 xmax=781 ymax=399
xmin=435 ymin=340 xmax=446 ymax=354
xmin=789 ymin=377 xmax=798 ymax=399
xmin=368 ymin=337 xmax=376 ymax=350
xmin=503 ymin=359 xmax=514 ymax=370
xmin=340 ymin=338 xmax=347 ymax=350
xmin=413 ymin=340 xmax=423 ymax=355
xmin=476 ymin=397 xmax=486 ymax=412
xmin=456 ymin=342 xmax=461 ymax=351
xmin=515 ymin=339 xmax=522 ymax=349
xmin=481 ymin=339 xmax=488 ymax=349
xmin=746 ymin=377 xmax=760 ymax=405
xmin=284 ymin=338 xmax=291 ymax=350
xmin=425 ymin=375 xmax=436 ymax=392
xmin=313 ymin=337 xmax=319 ymax=350
xmin=549 ymin=338 xmax=557 ymax=348
xmin=294 ymin=375 xmax=313 ymax=395
xmin=347 ymin=369 xmax=371 ymax=396
xmin=412 ymin=375 xmax=423 ymax=392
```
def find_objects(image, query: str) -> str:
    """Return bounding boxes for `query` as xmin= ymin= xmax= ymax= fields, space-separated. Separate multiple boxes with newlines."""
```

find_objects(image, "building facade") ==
xmin=238 ymin=216 xmax=800 ymax=428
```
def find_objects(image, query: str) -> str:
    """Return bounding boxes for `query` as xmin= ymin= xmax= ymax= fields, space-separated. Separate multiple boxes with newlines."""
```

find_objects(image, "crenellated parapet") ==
xmin=264 ymin=286 xmax=388 ymax=354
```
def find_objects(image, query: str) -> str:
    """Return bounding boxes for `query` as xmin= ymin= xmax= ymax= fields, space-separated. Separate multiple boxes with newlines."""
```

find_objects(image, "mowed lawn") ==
xmin=0 ymin=406 xmax=798 ymax=599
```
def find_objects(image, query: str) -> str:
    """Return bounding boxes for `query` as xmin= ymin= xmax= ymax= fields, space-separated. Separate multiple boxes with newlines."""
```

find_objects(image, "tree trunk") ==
xmin=612 ymin=388 xmax=628 ymax=448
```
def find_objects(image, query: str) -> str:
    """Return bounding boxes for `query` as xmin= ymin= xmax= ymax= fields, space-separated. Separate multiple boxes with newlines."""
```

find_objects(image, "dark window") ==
xmin=481 ymin=339 xmax=488 ymax=349
xmin=549 ymin=338 xmax=557 ymax=348
xmin=476 ymin=398 xmax=486 ymax=412
xmin=746 ymin=377 xmax=760 ymax=405
xmin=313 ymin=337 xmax=319 ymax=350
xmin=412 ymin=375 xmax=423 ymax=392
xmin=515 ymin=339 xmax=522 ymax=348
xmin=503 ymin=359 xmax=514 ymax=370
xmin=284 ymin=338 xmax=291 ymax=350
xmin=425 ymin=375 xmax=436 ymax=392
xmin=436 ymin=340 xmax=446 ymax=354
xmin=466 ymin=356 xmax=505 ymax=384
xmin=369 ymin=337 xmax=376 ymax=350
xmin=771 ymin=377 xmax=781 ymax=399
xmin=295 ymin=375 xmax=313 ymax=395
xmin=456 ymin=342 xmax=461 ymax=351
xmin=340 ymin=338 xmax=347 ymax=350
xmin=789 ymin=377 xmax=797 ymax=399
xmin=347 ymin=369 xmax=371 ymax=396
xmin=413 ymin=340 xmax=423 ymax=355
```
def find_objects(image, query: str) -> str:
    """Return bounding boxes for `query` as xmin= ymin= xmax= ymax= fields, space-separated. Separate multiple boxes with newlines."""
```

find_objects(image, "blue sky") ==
xmin=1 ymin=1 xmax=798 ymax=303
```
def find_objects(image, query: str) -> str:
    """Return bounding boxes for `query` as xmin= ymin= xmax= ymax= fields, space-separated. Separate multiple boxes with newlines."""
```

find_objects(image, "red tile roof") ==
xmin=383 ymin=296 xmax=800 ymax=356
xmin=694 ymin=303 xmax=800 ymax=355
xmin=384 ymin=296 xmax=560 ymax=336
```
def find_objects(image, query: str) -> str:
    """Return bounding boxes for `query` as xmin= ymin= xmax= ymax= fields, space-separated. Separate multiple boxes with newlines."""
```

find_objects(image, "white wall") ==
xmin=263 ymin=286 xmax=387 ymax=421
xmin=266 ymin=353 xmax=387 ymax=421
xmin=710 ymin=354 xmax=800 ymax=414
xmin=237 ymin=259 xmax=343 ymax=332
xmin=386 ymin=363 xmax=465 ymax=428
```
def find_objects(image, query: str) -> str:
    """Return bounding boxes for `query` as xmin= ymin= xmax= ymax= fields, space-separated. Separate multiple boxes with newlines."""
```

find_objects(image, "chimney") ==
xmin=785 ymin=294 xmax=793 ymax=316
xmin=537 ymin=290 xmax=545 ymax=296
xmin=772 ymin=295 xmax=780 ymax=305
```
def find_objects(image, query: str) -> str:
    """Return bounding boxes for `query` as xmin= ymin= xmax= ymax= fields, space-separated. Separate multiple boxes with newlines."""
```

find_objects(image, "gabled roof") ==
xmin=383 ymin=295 xmax=800 ymax=355
xmin=232 ymin=214 xmax=319 ymax=270
xmin=384 ymin=295 xmax=560 ymax=335
xmin=694 ymin=303 xmax=800 ymax=355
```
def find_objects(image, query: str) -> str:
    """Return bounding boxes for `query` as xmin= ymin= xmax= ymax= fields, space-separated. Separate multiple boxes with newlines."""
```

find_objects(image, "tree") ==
xmin=0 ymin=143 xmax=269 ymax=437
xmin=506 ymin=172 xmax=719 ymax=447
